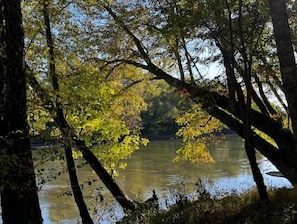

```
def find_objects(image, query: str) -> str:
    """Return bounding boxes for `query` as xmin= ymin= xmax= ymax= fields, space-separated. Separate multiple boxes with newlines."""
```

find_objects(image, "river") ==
xmin=35 ymin=134 xmax=291 ymax=223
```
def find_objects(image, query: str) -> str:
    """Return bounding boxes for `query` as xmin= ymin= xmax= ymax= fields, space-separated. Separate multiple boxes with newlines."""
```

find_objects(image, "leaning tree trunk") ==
xmin=0 ymin=0 xmax=43 ymax=223
xmin=27 ymin=70 xmax=137 ymax=211
xmin=101 ymin=1 xmax=297 ymax=185
xmin=39 ymin=0 xmax=137 ymax=212
xmin=64 ymin=143 xmax=94 ymax=224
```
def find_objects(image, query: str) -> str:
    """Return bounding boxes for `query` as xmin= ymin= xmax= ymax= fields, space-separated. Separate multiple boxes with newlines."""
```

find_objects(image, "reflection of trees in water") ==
xmin=206 ymin=135 xmax=250 ymax=177
xmin=37 ymin=135 xmax=261 ymax=222
xmin=36 ymin=156 xmax=101 ymax=222
xmin=117 ymin=135 xmax=253 ymax=197
xmin=40 ymin=187 xmax=79 ymax=222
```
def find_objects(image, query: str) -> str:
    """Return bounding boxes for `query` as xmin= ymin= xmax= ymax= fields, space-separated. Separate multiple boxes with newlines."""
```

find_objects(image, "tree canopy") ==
xmin=82 ymin=0 xmax=297 ymax=186
xmin=2 ymin=0 xmax=297 ymax=222
xmin=21 ymin=0 xmax=297 ymax=191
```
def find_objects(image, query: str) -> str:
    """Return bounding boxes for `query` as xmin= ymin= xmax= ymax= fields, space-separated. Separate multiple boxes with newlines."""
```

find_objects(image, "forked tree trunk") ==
xmin=0 ymin=0 xmax=43 ymax=223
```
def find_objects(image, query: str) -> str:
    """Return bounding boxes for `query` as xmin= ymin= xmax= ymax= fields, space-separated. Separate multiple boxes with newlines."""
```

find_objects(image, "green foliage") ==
xmin=174 ymin=142 xmax=215 ymax=164
xmin=92 ymin=134 xmax=149 ymax=174
xmin=141 ymin=80 xmax=190 ymax=137
xmin=21 ymin=0 xmax=297 ymax=185
xmin=27 ymin=95 xmax=60 ymax=140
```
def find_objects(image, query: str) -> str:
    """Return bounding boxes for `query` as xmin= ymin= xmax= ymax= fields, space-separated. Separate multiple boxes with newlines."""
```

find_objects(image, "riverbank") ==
xmin=32 ymin=135 xmax=291 ymax=223
xmin=120 ymin=187 xmax=297 ymax=223
xmin=142 ymin=128 xmax=236 ymax=141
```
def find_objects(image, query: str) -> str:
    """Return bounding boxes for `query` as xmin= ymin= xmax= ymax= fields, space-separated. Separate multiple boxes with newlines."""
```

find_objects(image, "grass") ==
xmin=118 ymin=186 xmax=297 ymax=224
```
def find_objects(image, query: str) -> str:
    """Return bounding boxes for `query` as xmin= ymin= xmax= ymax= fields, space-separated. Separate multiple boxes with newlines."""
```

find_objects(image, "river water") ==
xmin=35 ymin=134 xmax=292 ymax=223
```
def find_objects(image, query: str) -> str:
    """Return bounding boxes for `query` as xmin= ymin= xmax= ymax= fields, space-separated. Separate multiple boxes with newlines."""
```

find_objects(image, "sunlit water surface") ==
xmin=33 ymin=135 xmax=292 ymax=223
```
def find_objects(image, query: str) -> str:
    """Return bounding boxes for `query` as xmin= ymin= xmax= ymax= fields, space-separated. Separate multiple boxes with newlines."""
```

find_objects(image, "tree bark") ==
xmin=238 ymin=0 xmax=268 ymax=200
xmin=268 ymin=0 xmax=297 ymax=144
xmin=145 ymin=62 xmax=297 ymax=184
xmin=0 ymin=0 xmax=43 ymax=223
xmin=64 ymin=143 xmax=94 ymax=224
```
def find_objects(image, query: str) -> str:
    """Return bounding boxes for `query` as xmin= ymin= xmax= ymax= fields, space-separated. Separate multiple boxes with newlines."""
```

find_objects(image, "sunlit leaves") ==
xmin=176 ymin=104 xmax=224 ymax=139
xmin=22 ymin=0 xmax=290 ymax=172
xmin=174 ymin=142 xmax=214 ymax=164
xmin=175 ymin=104 xmax=224 ymax=164
xmin=72 ymin=150 xmax=82 ymax=160
xmin=22 ymin=0 xmax=150 ymax=172
xmin=57 ymin=63 xmax=149 ymax=170
xmin=92 ymin=134 xmax=148 ymax=173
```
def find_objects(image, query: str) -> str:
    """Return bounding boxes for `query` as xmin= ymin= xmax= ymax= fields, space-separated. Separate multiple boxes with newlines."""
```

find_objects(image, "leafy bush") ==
xmin=118 ymin=183 xmax=297 ymax=224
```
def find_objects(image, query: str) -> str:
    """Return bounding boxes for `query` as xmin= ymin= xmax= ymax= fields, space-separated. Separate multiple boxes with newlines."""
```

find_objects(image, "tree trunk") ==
xmin=26 ymin=67 xmax=137 ymax=211
xmin=64 ymin=143 xmax=94 ymax=224
xmin=268 ymin=0 xmax=297 ymax=144
xmin=57 ymin=112 xmax=137 ymax=211
xmin=38 ymin=0 xmax=137 ymax=212
xmin=238 ymin=0 xmax=268 ymax=200
xmin=0 ymin=0 xmax=43 ymax=223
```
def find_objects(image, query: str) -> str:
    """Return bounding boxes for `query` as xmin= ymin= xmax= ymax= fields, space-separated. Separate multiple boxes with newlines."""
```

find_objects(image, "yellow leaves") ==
xmin=178 ymin=126 xmax=201 ymax=142
xmin=27 ymin=106 xmax=58 ymax=137
xmin=176 ymin=104 xmax=224 ymax=139
xmin=90 ymin=135 xmax=148 ymax=174
xmin=72 ymin=150 xmax=82 ymax=160
xmin=118 ymin=162 xmax=127 ymax=170
xmin=175 ymin=103 xmax=224 ymax=164
xmin=174 ymin=141 xmax=215 ymax=164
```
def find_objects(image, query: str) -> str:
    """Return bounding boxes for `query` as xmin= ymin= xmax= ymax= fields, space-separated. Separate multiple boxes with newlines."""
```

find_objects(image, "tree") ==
xmin=268 ymin=0 xmax=297 ymax=144
xmin=23 ymin=0 xmax=150 ymax=212
xmin=141 ymin=80 xmax=190 ymax=138
xmin=19 ymin=0 xmax=297 ymax=215
xmin=85 ymin=0 xmax=297 ymax=187
xmin=41 ymin=1 xmax=93 ymax=222
xmin=0 ymin=0 xmax=43 ymax=223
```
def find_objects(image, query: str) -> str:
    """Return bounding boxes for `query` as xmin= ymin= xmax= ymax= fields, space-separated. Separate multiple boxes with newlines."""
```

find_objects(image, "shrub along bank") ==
xmin=119 ymin=187 xmax=297 ymax=224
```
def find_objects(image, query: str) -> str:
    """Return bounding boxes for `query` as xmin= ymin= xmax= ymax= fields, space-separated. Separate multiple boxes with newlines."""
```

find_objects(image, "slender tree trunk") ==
xmin=39 ymin=0 xmax=137 ymax=212
xmin=0 ymin=0 xmax=43 ymax=223
xmin=56 ymin=110 xmax=137 ymax=211
xmin=238 ymin=0 xmax=268 ymax=200
xmin=268 ymin=0 xmax=297 ymax=145
xmin=27 ymin=69 xmax=137 ymax=211
xmin=243 ymin=72 xmax=268 ymax=200
xmin=64 ymin=143 xmax=94 ymax=224
xmin=27 ymin=64 xmax=138 ymax=213
xmin=43 ymin=0 xmax=92 ymax=218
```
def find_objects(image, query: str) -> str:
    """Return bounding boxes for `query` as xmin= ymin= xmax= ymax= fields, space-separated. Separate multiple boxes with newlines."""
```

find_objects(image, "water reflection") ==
xmin=36 ymin=134 xmax=292 ymax=223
